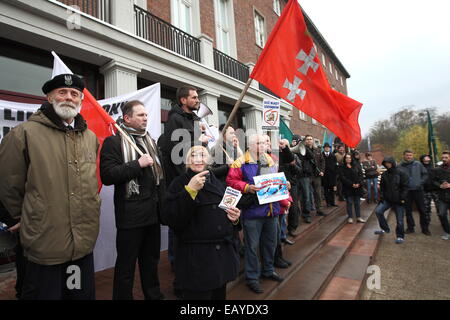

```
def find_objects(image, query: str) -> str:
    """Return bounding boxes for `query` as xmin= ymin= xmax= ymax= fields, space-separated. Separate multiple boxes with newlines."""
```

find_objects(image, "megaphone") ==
xmin=195 ymin=103 xmax=213 ymax=118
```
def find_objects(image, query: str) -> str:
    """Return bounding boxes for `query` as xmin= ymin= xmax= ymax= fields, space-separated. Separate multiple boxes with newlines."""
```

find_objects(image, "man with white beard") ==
xmin=0 ymin=74 xmax=100 ymax=299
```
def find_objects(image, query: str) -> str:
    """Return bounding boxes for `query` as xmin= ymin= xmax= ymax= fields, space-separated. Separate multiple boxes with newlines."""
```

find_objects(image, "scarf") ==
xmin=258 ymin=153 xmax=272 ymax=175
xmin=120 ymin=122 xmax=164 ymax=198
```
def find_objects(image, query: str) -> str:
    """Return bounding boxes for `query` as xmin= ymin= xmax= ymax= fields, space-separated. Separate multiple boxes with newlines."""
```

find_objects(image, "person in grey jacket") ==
xmin=398 ymin=150 xmax=430 ymax=235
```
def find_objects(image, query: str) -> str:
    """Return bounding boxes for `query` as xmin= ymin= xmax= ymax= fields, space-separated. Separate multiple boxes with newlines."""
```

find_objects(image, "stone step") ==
xmin=318 ymin=203 xmax=383 ymax=300
xmin=225 ymin=203 xmax=346 ymax=293
xmin=269 ymin=202 xmax=375 ymax=300
xmin=227 ymin=203 xmax=349 ymax=299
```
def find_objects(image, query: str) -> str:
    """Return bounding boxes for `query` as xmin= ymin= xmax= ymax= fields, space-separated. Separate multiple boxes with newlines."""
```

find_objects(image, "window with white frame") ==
xmin=312 ymin=118 xmax=318 ymax=125
xmin=216 ymin=0 xmax=231 ymax=54
xmin=254 ymin=11 xmax=265 ymax=48
xmin=299 ymin=110 xmax=306 ymax=120
xmin=273 ymin=0 xmax=281 ymax=16
xmin=322 ymin=53 xmax=326 ymax=66
xmin=329 ymin=62 xmax=333 ymax=75
xmin=335 ymin=69 xmax=339 ymax=80
xmin=172 ymin=0 xmax=193 ymax=34
xmin=340 ymin=76 xmax=344 ymax=86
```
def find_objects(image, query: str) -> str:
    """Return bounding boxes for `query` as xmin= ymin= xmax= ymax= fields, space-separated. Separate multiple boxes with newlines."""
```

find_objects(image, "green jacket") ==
xmin=0 ymin=103 xmax=100 ymax=265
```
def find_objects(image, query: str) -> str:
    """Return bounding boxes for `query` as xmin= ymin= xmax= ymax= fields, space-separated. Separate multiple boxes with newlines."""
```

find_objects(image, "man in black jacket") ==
xmin=100 ymin=100 xmax=165 ymax=300
xmin=291 ymin=137 xmax=314 ymax=223
xmin=280 ymin=154 xmax=303 ymax=237
xmin=322 ymin=143 xmax=338 ymax=207
xmin=158 ymin=86 xmax=209 ymax=183
xmin=374 ymin=157 xmax=409 ymax=244
xmin=304 ymin=135 xmax=326 ymax=217
xmin=398 ymin=150 xmax=430 ymax=235
xmin=432 ymin=151 xmax=450 ymax=240
xmin=420 ymin=154 xmax=440 ymax=218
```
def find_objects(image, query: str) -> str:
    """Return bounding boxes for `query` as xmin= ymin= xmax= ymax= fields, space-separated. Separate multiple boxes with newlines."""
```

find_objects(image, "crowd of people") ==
xmin=0 ymin=76 xmax=448 ymax=300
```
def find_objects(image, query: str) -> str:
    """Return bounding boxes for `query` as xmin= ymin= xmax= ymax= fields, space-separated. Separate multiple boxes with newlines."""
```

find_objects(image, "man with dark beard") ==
xmin=100 ymin=100 xmax=165 ymax=300
xmin=0 ymin=74 xmax=100 ymax=299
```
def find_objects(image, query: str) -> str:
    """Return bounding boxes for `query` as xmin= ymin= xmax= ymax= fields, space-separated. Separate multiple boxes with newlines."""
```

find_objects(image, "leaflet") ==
xmin=218 ymin=187 xmax=243 ymax=210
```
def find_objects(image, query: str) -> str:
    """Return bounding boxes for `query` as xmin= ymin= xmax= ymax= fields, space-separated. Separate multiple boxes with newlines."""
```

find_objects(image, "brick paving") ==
xmin=360 ymin=207 xmax=450 ymax=300
xmin=1 ymin=204 xmax=448 ymax=300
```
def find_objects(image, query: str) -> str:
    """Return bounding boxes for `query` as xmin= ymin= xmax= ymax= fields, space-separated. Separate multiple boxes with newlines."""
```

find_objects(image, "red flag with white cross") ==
xmin=250 ymin=0 xmax=362 ymax=147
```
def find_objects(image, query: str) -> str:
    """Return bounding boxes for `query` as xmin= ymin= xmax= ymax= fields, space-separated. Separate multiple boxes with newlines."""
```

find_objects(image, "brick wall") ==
xmin=141 ymin=0 xmax=348 ymax=147
xmin=200 ymin=0 xmax=215 ymax=42
xmin=147 ymin=0 xmax=171 ymax=23
xmin=233 ymin=0 xmax=286 ymax=64
xmin=289 ymin=108 xmax=327 ymax=141
xmin=57 ymin=0 xmax=99 ymax=18
xmin=316 ymin=43 xmax=348 ymax=95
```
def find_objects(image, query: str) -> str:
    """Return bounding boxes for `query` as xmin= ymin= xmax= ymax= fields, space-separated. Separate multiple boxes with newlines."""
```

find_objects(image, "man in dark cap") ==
xmin=0 ymin=73 xmax=100 ymax=299
xmin=322 ymin=143 xmax=338 ymax=207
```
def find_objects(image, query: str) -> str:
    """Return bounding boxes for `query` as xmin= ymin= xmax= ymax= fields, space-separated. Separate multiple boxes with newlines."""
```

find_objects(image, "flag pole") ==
xmin=220 ymin=78 xmax=253 ymax=136
xmin=430 ymin=134 xmax=436 ymax=169
xmin=427 ymin=110 xmax=436 ymax=168
xmin=114 ymin=123 xmax=145 ymax=157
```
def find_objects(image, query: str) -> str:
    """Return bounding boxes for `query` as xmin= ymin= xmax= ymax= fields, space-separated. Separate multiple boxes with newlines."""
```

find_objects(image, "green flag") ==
xmin=427 ymin=110 xmax=438 ymax=167
xmin=280 ymin=117 xmax=293 ymax=144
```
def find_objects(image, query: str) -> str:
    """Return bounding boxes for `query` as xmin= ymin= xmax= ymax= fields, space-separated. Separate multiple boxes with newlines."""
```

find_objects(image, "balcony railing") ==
xmin=134 ymin=6 xmax=201 ymax=63
xmin=213 ymin=49 xmax=249 ymax=83
xmin=56 ymin=0 xmax=110 ymax=23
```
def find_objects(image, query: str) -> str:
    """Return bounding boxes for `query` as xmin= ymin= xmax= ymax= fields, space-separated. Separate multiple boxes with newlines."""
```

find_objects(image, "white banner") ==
xmin=0 ymin=83 xmax=167 ymax=272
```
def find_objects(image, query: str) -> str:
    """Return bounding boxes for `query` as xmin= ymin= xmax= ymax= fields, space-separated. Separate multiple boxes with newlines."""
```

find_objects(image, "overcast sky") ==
xmin=299 ymin=0 xmax=450 ymax=137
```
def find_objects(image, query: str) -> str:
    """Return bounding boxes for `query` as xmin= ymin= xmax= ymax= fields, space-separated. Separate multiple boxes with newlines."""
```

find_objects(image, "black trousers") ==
xmin=287 ymin=184 xmax=301 ymax=232
xmin=21 ymin=253 xmax=95 ymax=300
xmin=14 ymin=236 xmax=26 ymax=299
xmin=405 ymin=190 xmax=430 ymax=230
xmin=113 ymin=223 xmax=162 ymax=300
xmin=183 ymin=284 xmax=227 ymax=300
xmin=336 ymin=178 xmax=344 ymax=201
xmin=323 ymin=183 xmax=336 ymax=206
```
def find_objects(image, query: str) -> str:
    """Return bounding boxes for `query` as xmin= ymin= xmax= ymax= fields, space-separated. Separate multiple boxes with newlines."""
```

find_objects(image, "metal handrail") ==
xmin=55 ymin=0 xmax=110 ymax=23
xmin=134 ymin=5 xmax=201 ymax=63
xmin=213 ymin=48 xmax=249 ymax=82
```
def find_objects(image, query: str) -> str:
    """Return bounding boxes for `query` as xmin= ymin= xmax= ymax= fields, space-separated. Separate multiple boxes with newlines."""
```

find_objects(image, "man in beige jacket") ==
xmin=0 ymin=74 xmax=100 ymax=299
